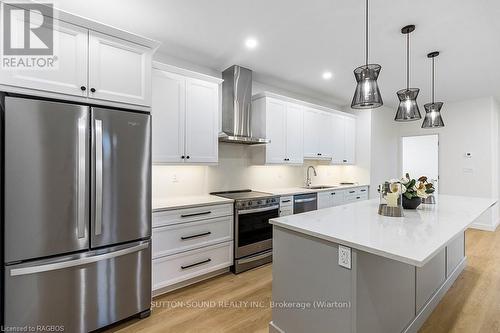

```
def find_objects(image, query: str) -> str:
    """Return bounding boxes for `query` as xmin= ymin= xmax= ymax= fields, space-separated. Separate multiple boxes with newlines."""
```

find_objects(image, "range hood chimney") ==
xmin=219 ymin=65 xmax=270 ymax=144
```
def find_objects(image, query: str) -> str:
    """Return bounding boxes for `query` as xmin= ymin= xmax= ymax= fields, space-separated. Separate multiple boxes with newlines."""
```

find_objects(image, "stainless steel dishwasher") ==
xmin=293 ymin=193 xmax=318 ymax=213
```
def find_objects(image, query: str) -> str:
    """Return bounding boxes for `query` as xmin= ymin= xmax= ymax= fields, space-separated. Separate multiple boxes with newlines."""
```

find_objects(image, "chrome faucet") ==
xmin=306 ymin=166 xmax=317 ymax=188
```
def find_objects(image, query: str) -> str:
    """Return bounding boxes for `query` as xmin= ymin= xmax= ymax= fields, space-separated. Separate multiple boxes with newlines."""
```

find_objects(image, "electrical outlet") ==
xmin=338 ymin=245 xmax=352 ymax=269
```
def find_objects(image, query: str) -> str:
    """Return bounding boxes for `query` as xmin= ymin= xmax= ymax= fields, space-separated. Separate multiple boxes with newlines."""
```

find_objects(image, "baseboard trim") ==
xmin=469 ymin=223 xmax=498 ymax=232
xmin=152 ymin=267 xmax=230 ymax=297
xmin=403 ymin=256 xmax=467 ymax=333
xmin=269 ymin=321 xmax=285 ymax=333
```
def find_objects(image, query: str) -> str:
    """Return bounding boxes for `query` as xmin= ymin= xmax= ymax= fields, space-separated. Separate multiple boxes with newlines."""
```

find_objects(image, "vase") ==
xmin=402 ymin=196 xmax=421 ymax=209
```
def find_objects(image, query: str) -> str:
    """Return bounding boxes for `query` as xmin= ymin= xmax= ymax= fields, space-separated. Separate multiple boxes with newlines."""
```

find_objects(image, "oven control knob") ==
xmin=257 ymin=200 xmax=262 ymax=205
xmin=248 ymin=201 xmax=253 ymax=206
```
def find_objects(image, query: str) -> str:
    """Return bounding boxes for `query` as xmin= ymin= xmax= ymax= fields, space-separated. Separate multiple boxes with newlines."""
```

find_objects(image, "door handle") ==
xmin=77 ymin=116 xmax=86 ymax=239
xmin=180 ymin=231 xmax=211 ymax=240
xmin=95 ymin=119 xmax=103 ymax=236
xmin=294 ymin=198 xmax=317 ymax=203
xmin=180 ymin=211 xmax=211 ymax=218
xmin=10 ymin=242 xmax=149 ymax=276
xmin=181 ymin=258 xmax=211 ymax=270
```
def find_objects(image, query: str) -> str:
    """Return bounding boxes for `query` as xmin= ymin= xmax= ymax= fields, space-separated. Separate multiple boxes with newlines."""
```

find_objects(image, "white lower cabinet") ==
xmin=312 ymin=186 xmax=369 ymax=210
xmin=279 ymin=196 xmax=294 ymax=216
xmin=153 ymin=242 xmax=233 ymax=292
xmin=152 ymin=203 xmax=233 ymax=295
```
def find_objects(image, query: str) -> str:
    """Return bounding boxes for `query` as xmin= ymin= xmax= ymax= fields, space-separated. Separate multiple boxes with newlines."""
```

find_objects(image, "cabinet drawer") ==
xmin=344 ymin=193 xmax=368 ymax=202
xmin=280 ymin=196 xmax=293 ymax=207
xmin=345 ymin=187 xmax=368 ymax=196
xmin=280 ymin=206 xmax=293 ymax=217
xmin=153 ymin=203 xmax=233 ymax=227
xmin=153 ymin=216 xmax=233 ymax=258
xmin=153 ymin=242 xmax=233 ymax=291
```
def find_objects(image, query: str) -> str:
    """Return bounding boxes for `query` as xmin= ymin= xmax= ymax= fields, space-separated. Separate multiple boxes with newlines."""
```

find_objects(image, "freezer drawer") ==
xmin=4 ymin=241 xmax=151 ymax=332
xmin=91 ymin=107 xmax=151 ymax=248
xmin=4 ymin=97 xmax=90 ymax=263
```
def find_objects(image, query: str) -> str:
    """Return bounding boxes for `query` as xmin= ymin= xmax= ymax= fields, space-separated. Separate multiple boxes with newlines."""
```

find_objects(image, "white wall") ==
xmin=368 ymin=106 xmax=400 ymax=198
xmin=396 ymin=97 xmax=500 ymax=230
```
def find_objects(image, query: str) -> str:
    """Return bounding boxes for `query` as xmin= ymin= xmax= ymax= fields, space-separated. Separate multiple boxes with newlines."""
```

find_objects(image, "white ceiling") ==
xmin=54 ymin=0 xmax=500 ymax=107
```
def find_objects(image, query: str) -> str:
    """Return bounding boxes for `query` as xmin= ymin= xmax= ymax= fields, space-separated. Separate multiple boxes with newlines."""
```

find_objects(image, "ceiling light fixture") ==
xmin=351 ymin=0 xmax=383 ymax=109
xmin=395 ymin=25 xmax=421 ymax=121
xmin=322 ymin=71 xmax=333 ymax=80
xmin=422 ymin=51 xmax=445 ymax=128
xmin=245 ymin=37 xmax=258 ymax=49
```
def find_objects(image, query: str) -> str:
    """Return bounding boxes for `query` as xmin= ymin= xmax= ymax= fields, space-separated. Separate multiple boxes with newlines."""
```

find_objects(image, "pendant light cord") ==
xmin=365 ymin=0 xmax=368 ymax=66
xmin=431 ymin=57 xmax=435 ymax=103
xmin=406 ymin=33 xmax=409 ymax=90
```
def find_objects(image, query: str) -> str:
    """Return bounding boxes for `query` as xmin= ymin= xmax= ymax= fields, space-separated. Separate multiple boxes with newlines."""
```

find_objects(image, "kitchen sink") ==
xmin=302 ymin=185 xmax=338 ymax=190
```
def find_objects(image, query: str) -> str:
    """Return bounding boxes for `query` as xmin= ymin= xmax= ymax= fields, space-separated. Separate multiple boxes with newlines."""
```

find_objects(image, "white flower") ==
xmin=401 ymin=176 xmax=410 ymax=184
xmin=401 ymin=184 xmax=407 ymax=194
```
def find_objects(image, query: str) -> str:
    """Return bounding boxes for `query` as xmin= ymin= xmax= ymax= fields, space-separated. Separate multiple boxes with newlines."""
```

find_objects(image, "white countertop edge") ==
xmin=257 ymin=184 xmax=370 ymax=196
xmin=270 ymin=197 xmax=497 ymax=267
xmin=153 ymin=196 xmax=234 ymax=212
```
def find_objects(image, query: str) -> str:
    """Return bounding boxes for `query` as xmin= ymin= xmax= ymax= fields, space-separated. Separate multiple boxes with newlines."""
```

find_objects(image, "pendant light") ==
xmin=394 ymin=25 xmax=421 ymax=121
xmin=351 ymin=0 xmax=383 ymax=109
xmin=422 ymin=51 xmax=444 ymax=128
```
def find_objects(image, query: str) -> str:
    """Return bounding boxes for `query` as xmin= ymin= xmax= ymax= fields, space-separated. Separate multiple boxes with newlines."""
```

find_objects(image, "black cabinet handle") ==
xmin=343 ymin=159 xmax=347 ymax=163
xmin=181 ymin=258 xmax=211 ymax=270
xmin=349 ymin=190 xmax=355 ymax=194
xmin=317 ymin=153 xmax=322 ymax=156
xmin=181 ymin=231 xmax=211 ymax=240
xmin=186 ymin=156 xmax=190 ymax=159
xmin=90 ymin=88 xmax=96 ymax=93
xmin=356 ymin=196 xmax=361 ymax=199
xmin=281 ymin=199 xmax=291 ymax=203
xmin=360 ymin=189 xmax=366 ymax=192
xmin=181 ymin=155 xmax=185 ymax=159
xmin=80 ymin=86 xmax=86 ymax=91
xmin=180 ymin=211 xmax=211 ymax=218
xmin=331 ymin=192 xmax=336 ymax=195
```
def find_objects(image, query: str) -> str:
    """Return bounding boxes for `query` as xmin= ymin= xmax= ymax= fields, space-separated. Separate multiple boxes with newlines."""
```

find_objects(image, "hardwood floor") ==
xmin=105 ymin=228 xmax=500 ymax=333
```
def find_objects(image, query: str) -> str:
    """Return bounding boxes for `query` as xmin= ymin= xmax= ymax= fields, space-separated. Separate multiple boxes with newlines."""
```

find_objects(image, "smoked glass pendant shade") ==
xmin=351 ymin=64 xmax=383 ymax=109
xmin=421 ymin=102 xmax=444 ymax=128
xmin=395 ymin=88 xmax=421 ymax=121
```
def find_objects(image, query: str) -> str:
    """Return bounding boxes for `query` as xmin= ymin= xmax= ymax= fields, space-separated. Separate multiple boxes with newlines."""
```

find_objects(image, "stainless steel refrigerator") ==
xmin=1 ymin=95 xmax=152 ymax=332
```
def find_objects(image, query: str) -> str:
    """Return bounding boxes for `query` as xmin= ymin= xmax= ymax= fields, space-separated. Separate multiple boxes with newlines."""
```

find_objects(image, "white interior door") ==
xmin=402 ymin=135 xmax=439 ymax=191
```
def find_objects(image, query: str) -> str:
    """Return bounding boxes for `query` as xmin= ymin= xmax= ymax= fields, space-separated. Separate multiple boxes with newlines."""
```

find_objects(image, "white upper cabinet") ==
xmin=0 ymin=14 xmax=88 ymax=97
xmin=331 ymin=115 xmax=356 ymax=164
xmin=152 ymin=70 xmax=185 ymax=163
xmin=344 ymin=116 xmax=356 ymax=164
xmin=184 ymin=78 xmax=219 ymax=163
xmin=88 ymin=31 xmax=152 ymax=106
xmin=303 ymin=108 xmax=332 ymax=159
xmin=285 ymin=103 xmax=304 ymax=164
xmin=152 ymin=64 xmax=221 ymax=164
xmin=251 ymin=97 xmax=304 ymax=165
xmin=0 ymin=5 xmax=157 ymax=108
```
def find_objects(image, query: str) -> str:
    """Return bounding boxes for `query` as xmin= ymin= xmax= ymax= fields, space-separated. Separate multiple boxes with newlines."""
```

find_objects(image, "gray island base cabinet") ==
xmin=270 ymin=227 xmax=466 ymax=333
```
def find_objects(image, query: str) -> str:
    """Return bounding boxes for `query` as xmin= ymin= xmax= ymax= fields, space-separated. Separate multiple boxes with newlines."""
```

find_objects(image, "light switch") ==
xmin=338 ymin=245 xmax=352 ymax=269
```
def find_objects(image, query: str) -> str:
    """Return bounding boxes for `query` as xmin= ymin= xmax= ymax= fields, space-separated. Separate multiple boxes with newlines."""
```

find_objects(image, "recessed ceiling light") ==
xmin=322 ymin=71 xmax=333 ymax=80
xmin=245 ymin=37 xmax=258 ymax=49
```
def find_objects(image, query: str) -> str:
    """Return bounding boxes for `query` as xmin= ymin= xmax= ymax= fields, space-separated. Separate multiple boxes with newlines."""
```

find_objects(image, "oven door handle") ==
xmin=294 ymin=198 xmax=317 ymax=203
xmin=238 ymin=205 xmax=279 ymax=215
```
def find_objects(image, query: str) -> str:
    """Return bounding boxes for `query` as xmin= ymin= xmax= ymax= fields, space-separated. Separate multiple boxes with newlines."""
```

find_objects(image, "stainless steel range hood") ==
xmin=219 ymin=65 xmax=270 ymax=144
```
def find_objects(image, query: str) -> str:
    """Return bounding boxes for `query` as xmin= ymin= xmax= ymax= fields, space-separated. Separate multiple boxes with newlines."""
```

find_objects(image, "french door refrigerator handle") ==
xmin=9 ymin=242 xmax=149 ymax=277
xmin=77 ymin=116 xmax=86 ymax=239
xmin=95 ymin=119 xmax=103 ymax=235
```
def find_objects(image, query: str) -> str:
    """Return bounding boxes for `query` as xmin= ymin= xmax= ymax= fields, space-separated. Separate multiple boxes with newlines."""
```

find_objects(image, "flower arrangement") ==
xmin=399 ymin=173 xmax=435 ymax=200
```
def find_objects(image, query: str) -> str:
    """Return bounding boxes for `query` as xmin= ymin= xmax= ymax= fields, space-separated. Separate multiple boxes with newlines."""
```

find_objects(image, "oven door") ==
xmin=235 ymin=205 xmax=279 ymax=258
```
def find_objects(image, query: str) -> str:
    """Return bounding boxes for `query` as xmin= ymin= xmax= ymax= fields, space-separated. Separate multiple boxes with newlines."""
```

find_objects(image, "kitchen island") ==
xmin=269 ymin=195 xmax=496 ymax=333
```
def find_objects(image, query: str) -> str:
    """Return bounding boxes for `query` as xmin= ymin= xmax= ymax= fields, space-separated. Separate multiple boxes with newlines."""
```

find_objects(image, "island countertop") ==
xmin=269 ymin=195 xmax=496 ymax=267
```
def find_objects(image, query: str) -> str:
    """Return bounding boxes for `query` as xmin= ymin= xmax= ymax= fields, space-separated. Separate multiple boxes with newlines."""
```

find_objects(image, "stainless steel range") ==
xmin=211 ymin=190 xmax=279 ymax=273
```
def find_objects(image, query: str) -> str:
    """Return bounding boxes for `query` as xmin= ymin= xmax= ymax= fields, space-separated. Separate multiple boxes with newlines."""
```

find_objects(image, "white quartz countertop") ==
xmin=257 ymin=184 xmax=369 ymax=196
xmin=269 ymin=195 xmax=497 ymax=267
xmin=153 ymin=195 xmax=234 ymax=212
